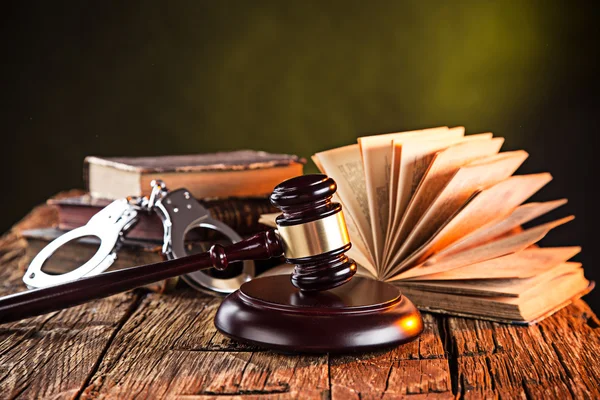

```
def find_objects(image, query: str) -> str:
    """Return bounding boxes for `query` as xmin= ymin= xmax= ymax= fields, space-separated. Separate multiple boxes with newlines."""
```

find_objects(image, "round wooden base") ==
xmin=214 ymin=275 xmax=423 ymax=353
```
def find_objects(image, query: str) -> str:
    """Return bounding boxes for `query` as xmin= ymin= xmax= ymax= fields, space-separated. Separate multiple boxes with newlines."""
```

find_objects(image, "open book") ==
xmin=260 ymin=127 xmax=593 ymax=324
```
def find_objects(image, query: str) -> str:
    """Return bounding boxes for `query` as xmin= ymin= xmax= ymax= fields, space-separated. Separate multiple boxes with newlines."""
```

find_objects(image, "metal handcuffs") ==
xmin=23 ymin=180 xmax=255 ymax=294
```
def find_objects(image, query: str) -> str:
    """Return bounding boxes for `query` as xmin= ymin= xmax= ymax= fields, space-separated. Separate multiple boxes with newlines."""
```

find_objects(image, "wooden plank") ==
xmin=330 ymin=313 xmax=453 ymax=399
xmin=0 ymin=233 xmax=29 ymax=296
xmin=80 ymin=289 xmax=329 ymax=399
xmin=0 ymin=232 xmax=142 ymax=399
xmin=446 ymin=299 xmax=600 ymax=399
xmin=535 ymin=300 xmax=600 ymax=397
xmin=2 ymin=204 xmax=600 ymax=399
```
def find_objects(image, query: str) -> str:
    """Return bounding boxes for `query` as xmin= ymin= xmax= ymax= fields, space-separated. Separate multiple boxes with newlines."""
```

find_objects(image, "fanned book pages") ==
xmin=259 ymin=126 xmax=593 ymax=324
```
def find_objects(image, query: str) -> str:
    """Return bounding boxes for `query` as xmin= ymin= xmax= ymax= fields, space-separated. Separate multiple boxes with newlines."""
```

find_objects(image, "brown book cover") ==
xmin=84 ymin=150 xmax=306 ymax=200
xmin=48 ymin=194 xmax=277 ymax=241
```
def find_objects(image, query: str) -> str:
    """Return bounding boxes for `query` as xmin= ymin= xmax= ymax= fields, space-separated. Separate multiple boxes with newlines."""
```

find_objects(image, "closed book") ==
xmin=84 ymin=150 xmax=305 ymax=200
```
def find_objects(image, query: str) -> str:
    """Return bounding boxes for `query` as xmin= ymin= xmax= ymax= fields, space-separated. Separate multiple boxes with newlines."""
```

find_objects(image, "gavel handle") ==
xmin=0 ymin=230 xmax=283 ymax=324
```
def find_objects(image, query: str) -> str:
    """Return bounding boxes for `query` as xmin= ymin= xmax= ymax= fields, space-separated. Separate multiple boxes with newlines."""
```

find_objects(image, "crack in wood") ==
xmin=236 ymin=352 xmax=255 ymax=392
xmin=484 ymin=356 xmax=496 ymax=392
xmin=74 ymin=290 xmax=147 ymax=400
xmin=585 ymin=315 xmax=600 ymax=329
xmin=8 ymin=381 xmax=30 ymax=400
xmin=490 ymin=325 xmax=503 ymax=355
xmin=326 ymin=353 xmax=332 ymax=400
xmin=438 ymin=316 xmax=459 ymax=397
xmin=521 ymin=378 xmax=534 ymax=400
xmin=381 ymin=362 xmax=394 ymax=397
xmin=84 ymin=302 xmax=173 ymax=390
xmin=198 ymin=388 xmax=290 ymax=395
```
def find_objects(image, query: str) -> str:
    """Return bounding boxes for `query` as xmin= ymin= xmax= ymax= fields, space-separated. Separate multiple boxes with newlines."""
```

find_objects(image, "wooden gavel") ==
xmin=0 ymin=174 xmax=358 ymax=324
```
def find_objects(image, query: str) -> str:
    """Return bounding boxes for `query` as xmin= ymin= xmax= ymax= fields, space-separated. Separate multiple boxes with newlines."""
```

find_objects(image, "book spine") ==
xmin=82 ymin=159 xmax=91 ymax=193
xmin=55 ymin=198 xmax=277 ymax=240
xmin=200 ymin=198 xmax=277 ymax=235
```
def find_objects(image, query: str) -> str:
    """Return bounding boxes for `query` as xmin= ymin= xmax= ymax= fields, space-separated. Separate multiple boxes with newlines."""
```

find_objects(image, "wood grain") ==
xmin=446 ymin=301 xmax=600 ymax=399
xmin=0 ymin=204 xmax=599 ymax=399
xmin=329 ymin=313 xmax=452 ymax=399
xmin=0 ymin=232 xmax=142 ymax=399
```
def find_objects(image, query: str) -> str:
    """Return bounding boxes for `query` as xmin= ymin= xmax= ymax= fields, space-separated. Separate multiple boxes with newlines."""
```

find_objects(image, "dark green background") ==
xmin=3 ymin=1 xmax=598 ymax=309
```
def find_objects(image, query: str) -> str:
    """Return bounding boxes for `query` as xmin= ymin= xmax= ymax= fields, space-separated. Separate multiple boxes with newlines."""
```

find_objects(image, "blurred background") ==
xmin=2 ymin=1 xmax=598 ymax=310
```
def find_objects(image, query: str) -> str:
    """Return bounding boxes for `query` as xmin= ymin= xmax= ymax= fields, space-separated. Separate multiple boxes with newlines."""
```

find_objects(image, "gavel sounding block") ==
xmin=214 ymin=275 xmax=423 ymax=353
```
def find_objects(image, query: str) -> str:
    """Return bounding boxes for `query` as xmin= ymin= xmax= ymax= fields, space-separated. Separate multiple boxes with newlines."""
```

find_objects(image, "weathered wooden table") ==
xmin=0 ymin=205 xmax=599 ymax=399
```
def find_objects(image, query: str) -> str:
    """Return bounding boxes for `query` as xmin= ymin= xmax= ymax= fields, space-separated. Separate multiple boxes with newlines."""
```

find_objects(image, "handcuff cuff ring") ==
xmin=23 ymin=180 xmax=255 ymax=294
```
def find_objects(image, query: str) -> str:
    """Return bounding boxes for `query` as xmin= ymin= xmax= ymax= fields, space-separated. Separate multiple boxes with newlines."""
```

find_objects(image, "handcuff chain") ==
xmin=128 ymin=179 xmax=169 ymax=214
xmin=147 ymin=179 xmax=168 ymax=210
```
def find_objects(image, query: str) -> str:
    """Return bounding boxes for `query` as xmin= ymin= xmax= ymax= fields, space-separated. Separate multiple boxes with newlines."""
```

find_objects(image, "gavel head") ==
xmin=270 ymin=174 xmax=357 ymax=292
